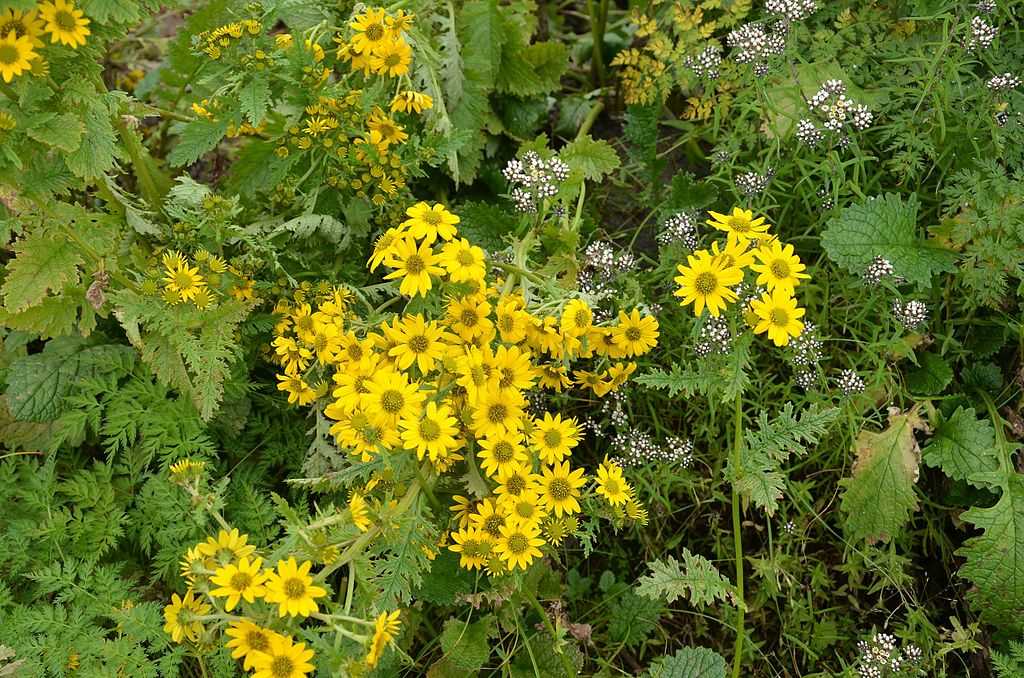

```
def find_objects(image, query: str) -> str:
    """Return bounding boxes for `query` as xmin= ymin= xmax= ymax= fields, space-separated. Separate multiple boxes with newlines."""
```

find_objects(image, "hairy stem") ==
xmin=525 ymin=591 xmax=575 ymax=677
xmin=730 ymin=393 xmax=746 ymax=678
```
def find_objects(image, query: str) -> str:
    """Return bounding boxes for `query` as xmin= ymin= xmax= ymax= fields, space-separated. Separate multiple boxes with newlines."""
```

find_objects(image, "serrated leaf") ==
xmin=440 ymin=617 xmax=493 ymax=671
xmin=957 ymin=473 xmax=1024 ymax=630
xmin=1 ymin=231 xmax=83 ymax=313
xmin=560 ymin=135 xmax=620 ymax=181
xmin=637 ymin=550 xmax=735 ymax=607
xmin=609 ymin=590 xmax=664 ymax=647
xmin=414 ymin=552 xmax=476 ymax=606
xmin=459 ymin=0 xmax=505 ymax=91
xmin=922 ymin=406 xmax=999 ymax=488
xmin=645 ymin=647 xmax=728 ymax=678
xmin=275 ymin=214 xmax=349 ymax=244
xmin=839 ymin=409 xmax=923 ymax=543
xmin=239 ymin=78 xmax=272 ymax=126
xmin=27 ymin=112 xmax=83 ymax=153
xmin=64 ymin=99 xmax=119 ymax=179
xmin=906 ymin=352 xmax=952 ymax=395
xmin=635 ymin=364 xmax=703 ymax=398
xmin=821 ymin=193 xmax=957 ymax=288
xmin=82 ymin=0 xmax=143 ymax=23
xmin=167 ymin=118 xmax=230 ymax=167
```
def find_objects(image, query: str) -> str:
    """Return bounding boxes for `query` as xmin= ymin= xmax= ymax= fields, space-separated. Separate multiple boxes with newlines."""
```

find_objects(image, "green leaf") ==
xmin=958 ymin=473 xmax=1024 ymax=630
xmin=560 ymin=135 xmax=620 ymax=182
xmin=635 ymin=364 xmax=703 ymax=398
xmin=609 ymin=590 xmax=664 ymax=647
xmin=458 ymin=0 xmax=505 ymax=90
xmin=414 ymin=552 xmax=476 ymax=606
xmin=905 ymin=352 xmax=953 ymax=395
xmin=82 ymin=0 xmax=144 ymax=23
xmin=27 ymin=113 xmax=84 ymax=153
xmin=644 ymin=647 xmax=728 ymax=678
xmin=922 ymin=406 xmax=1000 ymax=488
xmin=238 ymin=78 xmax=272 ymax=126
xmin=439 ymin=616 xmax=493 ymax=671
xmin=821 ymin=193 xmax=957 ymax=288
xmin=839 ymin=409 xmax=923 ymax=543
xmin=1 ymin=231 xmax=83 ymax=313
xmin=64 ymin=98 xmax=119 ymax=179
xmin=274 ymin=214 xmax=349 ymax=244
xmin=637 ymin=550 xmax=735 ymax=607
xmin=167 ymin=118 xmax=230 ymax=167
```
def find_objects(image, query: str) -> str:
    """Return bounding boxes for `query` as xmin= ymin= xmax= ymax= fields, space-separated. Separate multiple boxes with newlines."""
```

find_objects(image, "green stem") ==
xmin=58 ymin=223 xmax=140 ymax=293
xmin=730 ymin=393 xmax=745 ymax=678
xmin=575 ymin=101 xmax=605 ymax=140
xmin=525 ymin=591 xmax=575 ymax=677
xmin=586 ymin=0 xmax=608 ymax=88
xmin=414 ymin=462 xmax=443 ymax=514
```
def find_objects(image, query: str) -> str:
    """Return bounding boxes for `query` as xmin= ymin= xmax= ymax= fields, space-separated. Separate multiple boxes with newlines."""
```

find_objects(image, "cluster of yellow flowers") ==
xmin=337 ymin=7 xmax=414 ymax=78
xmin=155 ymin=249 xmax=255 ymax=309
xmin=673 ymin=208 xmax=809 ymax=346
xmin=165 ymin=462 xmax=405 ymax=675
xmin=191 ymin=97 xmax=265 ymax=138
xmin=0 ymin=1 xmax=91 ymax=83
xmin=195 ymin=18 xmax=262 ymax=60
xmin=271 ymin=201 xmax=659 ymax=574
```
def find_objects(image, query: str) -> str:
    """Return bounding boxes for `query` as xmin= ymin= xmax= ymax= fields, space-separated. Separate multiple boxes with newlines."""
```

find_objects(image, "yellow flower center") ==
xmin=604 ymin=478 xmax=622 ymax=495
xmin=380 ymin=389 xmax=405 ymax=413
xmin=365 ymin=23 xmax=385 ymax=42
xmin=493 ymin=441 xmax=514 ymax=463
xmin=483 ymin=514 xmax=503 ymax=536
xmin=573 ymin=309 xmax=590 ymax=327
xmin=0 ymin=20 xmax=25 ymax=36
xmin=346 ymin=343 xmax=363 ymax=360
xmin=694 ymin=272 xmax=718 ymax=295
xmin=418 ymin=418 xmax=441 ymax=441
xmin=283 ymin=577 xmax=307 ymax=600
xmin=770 ymin=259 xmax=790 ymax=278
xmin=728 ymin=215 xmax=750 ymax=232
xmin=270 ymin=656 xmax=296 ymax=678
xmin=55 ymin=10 xmax=77 ymax=31
xmin=506 ymin=474 xmax=526 ymax=495
xmin=506 ymin=533 xmax=528 ymax=554
xmin=498 ymin=367 xmax=515 ymax=389
xmin=625 ymin=326 xmax=642 ymax=341
xmin=0 ymin=45 xmax=18 ymax=66
xmin=230 ymin=572 xmax=253 ymax=590
xmin=404 ymin=254 xmax=425 ymax=274
xmin=770 ymin=308 xmax=789 ymax=326
xmin=548 ymin=478 xmax=571 ymax=501
xmin=542 ymin=429 xmax=562 ymax=448
xmin=460 ymin=309 xmax=479 ymax=327
xmin=408 ymin=334 xmax=429 ymax=353
xmin=486 ymin=403 xmax=508 ymax=424
xmin=247 ymin=629 xmax=269 ymax=652
xmin=457 ymin=249 xmax=476 ymax=266
xmin=421 ymin=210 xmax=442 ymax=226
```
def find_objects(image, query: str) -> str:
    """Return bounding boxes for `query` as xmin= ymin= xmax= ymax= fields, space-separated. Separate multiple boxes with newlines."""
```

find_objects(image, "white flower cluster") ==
xmin=863 ymin=255 xmax=895 ymax=285
xmin=684 ymin=44 xmax=723 ymax=79
xmin=964 ymin=15 xmax=998 ymax=51
xmin=855 ymin=632 xmax=924 ymax=678
xmin=657 ymin=212 xmax=699 ymax=250
xmin=836 ymin=369 xmax=866 ymax=395
xmin=736 ymin=169 xmax=774 ymax=197
xmin=502 ymin=151 xmax=570 ymax=213
xmin=612 ymin=430 xmax=695 ymax=467
xmin=892 ymin=299 xmax=929 ymax=331
xmin=726 ymin=22 xmax=787 ymax=76
xmin=987 ymin=72 xmax=1020 ymax=92
xmin=766 ymin=0 xmax=817 ymax=22
xmin=797 ymin=79 xmax=872 ymax=149
xmin=695 ymin=316 xmax=732 ymax=357
xmin=578 ymin=240 xmax=636 ymax=302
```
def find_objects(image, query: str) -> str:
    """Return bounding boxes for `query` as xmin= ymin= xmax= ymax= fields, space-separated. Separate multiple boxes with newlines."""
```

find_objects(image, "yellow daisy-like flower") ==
xmin=225 ymin=619 xmax=278 ymax=670
xmin=749 ymin=289 xmax=805 ymax=347
xmin=611 ymin=309 xmax=659 ymax=357
xmin=470 ymin=497 xmax=508 ymax=539
xmin=448 ymin=526 xmax=490 ymax=570
xmin=197 ymin=528 xmax=256 ymax=564
xmin=361 ymin=369 xmax=424 ymax=427
xmin=163 ymin=256 xmax=207 ymax=303
xmin=386 ymin=9 xmax=415 ymax=35
xmin=537 ymin=461 xmax=587 ymax=517
xmin=454 ymin=345 xmax=494 ymax=401
xmin=387 ymin=313 xmax=452 ymax=373
xmin=710 ymin=234 xmax=756 ymax=270
xmin=402 ymin=201 xmax=460 ymax=243
xmin=369 ymin=227 xmax=405 ymax=271
xmin=477 ymin=431 xmax=529 ymax=477
xmin=706 ymin=207 xmax=771 ymax=243
xmin=673 ymin=249 xmax=743 ymax=317
xmin=369 ymin=38 xmax=412 ymax=77
xmin=391 ymin=90 xmax=433 ymax=114
xmin=400 ymin=400 xmax=461 ymax=461
xmin=263 ymin=557 xmax=327 ymax=618
xmin=365 ymin=610 xmax=402 ymax=668
xmin=348 ymin=7 xmax=389 ymax=54
xmin=276 ymin=373 xmax=317 ymax=406
xmin=439 ymin=237 xmax=486 ymax=282
xmin=494 ymin=462 xmax=539 ymax=503
xmin=0 ymin=31 xmax=35 ymax=83
xmin=446 ymin=295 xmax=493 ymax=342
xmin=0 ymin=8 xmax=45 ymax=48
xmin=530 ymin=412 xmax=580 ymax=465
xmin=38 ymin=0 xmax=90 ymax=48
xmin=471 ymin=384 xmax=526 ymax=438
xmin=349 ymin=491 xmax=371 ymax=531
xmin=490 ymin=344 xmax=536 ymax=392
xmin=495 ymin=520 xmax=545 ymax=571
xmin=537 ymin=363 xmax=572 ymax=391
xmin=330 ymin=408 xmax=401 ymax=460
xmin=499 ymin=490 xmax=548 ymax=526
xmin=750 ymin=240 xmax=811 ymax=293
xmin=383 ymin=236 xmax=444 ymax=298
xmin=367 ymin=108 xmax=408 ymax=147
xmin=560 ymin=298 xmax=593 ymax=338
xmin=210 ymin=557 xmax=268 ymax=611
xmin=250 ymin=633 xmax=316 ymax=678
xmin=162 ymin=589 xmax=210 ymax=644
xmin=450 ymin=495 xmax=475 ymax=530
xmin=595 ymin=460 xmax=630 ymax=506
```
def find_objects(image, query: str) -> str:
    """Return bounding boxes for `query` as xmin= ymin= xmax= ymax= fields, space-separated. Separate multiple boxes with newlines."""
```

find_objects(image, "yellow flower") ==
xmin=490 ymin=344 xmax=536 ymax=391
xmin=477 ymin=431 xmax=528 ymax=477
xmin=386 ymin=9 xmax=415 ymax=35
xmin=225 ymin=619 xmax=277 ymax=670
xmin=560 ymin=299 xmax=593 ymax=338
xmin=383 ymin=236 xmax=444 ymax=297
xmin=450 ymin=495 xmax=475 ymax=530
xmin=162 ymin=589 xmax=210 ymax=643
xmin=276 ymin=373 xmax=317 ymax=406
xmin=612 ymin=309 xmax=659 ymax=357
xmin=263 ymin=557 xmax=327 ymax=618
xmin=537 ymin=461 xmax=586 ymax=517
xmin=365 ymin=610 xmax=402 ymax=668
xmin=706 ymin=207 xmax=771 ymax=243
xmin=471 ymin=384 xmax=526 ymax=438
xmin=163 ymin=255 xmax=207 ymax=303
xmin=0 ymin=30 xmax=35 ymax=83
xmin=448 ymin=526 xmax=490 ymax=570
xmin=38 ymin=0 xmax=90 ymax=48
xmin=673 ymin=249 xmax=743 ymax=317
xmin=537 ymin=363 xmax=572 ymax=391
xmin=530 ymin=412 xmax=580 ymax=465
xmin=402 ymin=201 xmax=460 ymax=243
xmin=210 ymin=557 xmax=268 ymax=611
xmin=750 ymin=240 xmax=810 ymax=293
xmin=749 ymin=289 xmax=805 ymax=346
xmin=349 ymin=491 xmax=371 ymax=531
xmin=329 ymin=408 xmax=400 ymax=460
xmin=197 ymin=528 xmax=256 ymax=564
xmin=387 ymin=313 xmax=452 ymax=373
xmin=446 ymin=295 xmax=493 ymax=342
xmin=454 ymin=345 xmax=494 ymax=401
xmin=368 ymin=227 xmax=405 ymax=271
xmin=349 ymin=8 xmax=389 ymax=54
xmin=495 ymin=521 xmax=544 ymax=570
xmin=361 ymin=369 xmax=424 ymax=427
xmin=573 ymin=369 xmax=612 ymax=396
xmin=367 ymin=108 xmax=408 ymax=147
xmin=500 ymin=490 xmax=548 ymax=526
xmin=369 ymin=38 xmax=412 ymax=77
xmin=439 ymin=237 xmax=486 ymax=282
xmin=400 ymin=400 xmax=461 ymax=461
xmin=169 ymin=458 xmax=205 ymax=479
xmin=470 ymin=497 xmax=508 ymax=539
xmin=250 ymin=633 xmax=316 ymax=678
xmin=710 ymin=234 xmax=756 ymax=270
xmin=0 ymin=8 xmax=45 ymax=48
xmin=595 ymin=460 xmax=630 ymax=506
xmin=391 ymin=90 xmax=433 ymax=114
xmin=494 ymin=462 xmax=539 ymax=503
